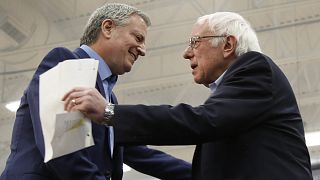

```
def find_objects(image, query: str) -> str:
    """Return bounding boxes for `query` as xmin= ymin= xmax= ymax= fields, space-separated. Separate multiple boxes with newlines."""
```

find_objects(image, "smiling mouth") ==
xmin=129 ymin=51 xmax=137 ymax=61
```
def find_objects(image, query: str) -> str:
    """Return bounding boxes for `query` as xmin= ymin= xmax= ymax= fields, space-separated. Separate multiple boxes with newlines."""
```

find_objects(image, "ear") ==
xmin=101 ymin=19 xmax=115 ymax=39
xmin=223 ymin=35 xmax=237 ymax=58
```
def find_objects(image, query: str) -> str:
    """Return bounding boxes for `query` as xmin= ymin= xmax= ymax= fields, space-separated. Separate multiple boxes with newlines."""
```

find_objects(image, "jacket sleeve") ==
xmin=113 ymin=52 xmax=274 ymax=145
xmin=28 ymin=47 xmax=106 ymax=179
xmin=124 ymin=145 xmax=192 ymax=180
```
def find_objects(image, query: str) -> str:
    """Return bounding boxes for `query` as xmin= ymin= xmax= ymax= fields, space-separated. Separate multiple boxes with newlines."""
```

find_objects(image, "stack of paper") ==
xmin=39 ymin=59 xmax=98 ymax=162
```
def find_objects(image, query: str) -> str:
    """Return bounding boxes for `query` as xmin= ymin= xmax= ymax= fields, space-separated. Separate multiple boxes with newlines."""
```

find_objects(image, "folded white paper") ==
xmin=39 ymin=59 xmax=98 ymax=162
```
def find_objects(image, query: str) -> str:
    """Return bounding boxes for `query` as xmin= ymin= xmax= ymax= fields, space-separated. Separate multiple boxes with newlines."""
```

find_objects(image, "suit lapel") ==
xmin=110 ymin=93 xmax=118 ymax=104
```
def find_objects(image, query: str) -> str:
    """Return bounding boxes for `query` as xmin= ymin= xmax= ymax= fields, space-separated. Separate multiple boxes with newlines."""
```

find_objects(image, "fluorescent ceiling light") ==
xmin=123 ymin=164 xmax=132 ymax=172
xmin=5 ymin=100 xmax=20 ymax=112
xmin=305 ymin=131 xmax=320 ymax=147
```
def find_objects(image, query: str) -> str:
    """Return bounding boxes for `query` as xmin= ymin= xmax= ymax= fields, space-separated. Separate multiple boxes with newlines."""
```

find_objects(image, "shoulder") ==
xmin=45 ymin=47 xmax=76 ymax=59
xmin=233 ymin=51 xmax=271 ymax=67
xmin=226 ymin=51 xmax=273 ymax=76
xmin=213 ymin=51 xmax=274 ymax=99
xmin=32 ymin=47 xmax=78 ymax=77
xmin=220 ymin=51 xmax=274 ymax=92
xmin=40 ymin=47 xmax=80 ymax=66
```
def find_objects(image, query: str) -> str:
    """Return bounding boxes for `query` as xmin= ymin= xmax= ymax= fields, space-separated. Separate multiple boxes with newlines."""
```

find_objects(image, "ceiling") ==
xmin=1 ymin=0 xmax=320 ymax=179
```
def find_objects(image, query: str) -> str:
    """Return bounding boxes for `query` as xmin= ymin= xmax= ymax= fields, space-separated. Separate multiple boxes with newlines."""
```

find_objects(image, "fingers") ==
xmin=67 ymin=95 xmax=87 ymax=111
xmin=62 ymin=87 xmax=86 ymax=101
xmin=71 ymin=99 xmax=77 ymax=106
xmin=62 ymin=87 xmax=107 ymax=117
xmin=63 ymin=87 xmax=93 ymax=111
xmin=62 ymin=87 xmax=108 ymax=123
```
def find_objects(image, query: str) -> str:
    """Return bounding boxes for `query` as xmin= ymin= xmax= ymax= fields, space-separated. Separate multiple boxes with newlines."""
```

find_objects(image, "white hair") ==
xmin=196 ymin=12 xmax=261 ymax=56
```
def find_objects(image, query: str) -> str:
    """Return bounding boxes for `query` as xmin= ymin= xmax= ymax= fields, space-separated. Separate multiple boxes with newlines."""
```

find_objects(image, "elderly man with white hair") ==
xmin=64 ymin=12 xmax=313 ymax=180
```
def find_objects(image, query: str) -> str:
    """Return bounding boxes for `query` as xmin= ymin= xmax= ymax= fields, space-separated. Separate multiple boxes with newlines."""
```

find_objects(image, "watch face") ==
xmin=103 ymin=104 xmax=115 ymax=126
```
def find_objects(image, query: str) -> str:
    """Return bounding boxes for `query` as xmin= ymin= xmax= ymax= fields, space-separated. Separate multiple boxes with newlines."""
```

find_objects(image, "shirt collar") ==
xmin=80 ymin=45 xmax=115 ymax=81
xmin=208 ymin=70 xmax=227 ymax=93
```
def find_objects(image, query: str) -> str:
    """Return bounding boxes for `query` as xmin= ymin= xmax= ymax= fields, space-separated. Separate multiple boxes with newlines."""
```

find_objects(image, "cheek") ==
xmin=198 ymin=56 xmax=214 ymax=71
xmin=199 ymin=63 xmax=212 ymax=78
xmin=200 ymin=61 xmax=219 ymax=84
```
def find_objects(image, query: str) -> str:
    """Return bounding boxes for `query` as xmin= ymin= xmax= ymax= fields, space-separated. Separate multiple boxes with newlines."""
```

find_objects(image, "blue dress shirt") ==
xmin=209 ymin=70 xmax=227 ymax=94
xmin=80 ymin=45 xmax=116 ymax=157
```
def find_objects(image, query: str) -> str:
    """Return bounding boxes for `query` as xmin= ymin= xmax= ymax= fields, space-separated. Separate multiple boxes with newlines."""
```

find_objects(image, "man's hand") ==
xmin=62 ymin=87 xmax=107 ymax=124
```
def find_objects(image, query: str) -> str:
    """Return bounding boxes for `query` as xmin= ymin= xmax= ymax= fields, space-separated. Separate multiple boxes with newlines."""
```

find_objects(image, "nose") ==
xmin=137 ymin=43 xmax=146 ymax=56
xmin=183 ymin=46 xmax=193 ymax=60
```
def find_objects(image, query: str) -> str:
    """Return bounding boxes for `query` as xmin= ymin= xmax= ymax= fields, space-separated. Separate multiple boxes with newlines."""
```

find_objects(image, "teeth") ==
xmin=129 ymin=52 xmax=136 ymax=60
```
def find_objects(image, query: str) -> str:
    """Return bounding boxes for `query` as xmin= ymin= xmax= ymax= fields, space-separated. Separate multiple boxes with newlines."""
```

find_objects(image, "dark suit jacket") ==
xmin=1 ymin=47 xmax=191 ymax=180
xmin=113 ymin=51 xmax=313 ymax=180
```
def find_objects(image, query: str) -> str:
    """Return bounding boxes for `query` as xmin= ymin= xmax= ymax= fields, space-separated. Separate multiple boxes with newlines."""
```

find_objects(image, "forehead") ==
xmin=122 ymin=14 xmax=148 ymax=35
xmin=191 ymin=23 xmax=210 ymax=36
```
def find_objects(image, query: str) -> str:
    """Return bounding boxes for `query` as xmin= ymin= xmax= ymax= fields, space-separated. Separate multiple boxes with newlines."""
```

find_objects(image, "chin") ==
xmin=124 ymin=66 xmax=132 ymax=73
xmin=193 ymin=78 xmax=202 ymax=84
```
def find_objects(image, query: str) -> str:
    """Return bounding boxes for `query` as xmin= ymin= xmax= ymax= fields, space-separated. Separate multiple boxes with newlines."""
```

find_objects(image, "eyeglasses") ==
xmin=189 ymin=35 xmax=226 ymax=49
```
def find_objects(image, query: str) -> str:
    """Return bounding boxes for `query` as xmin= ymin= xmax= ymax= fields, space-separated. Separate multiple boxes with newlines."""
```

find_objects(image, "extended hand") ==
xmin=62 ymin=87 xmax=106 ymax=124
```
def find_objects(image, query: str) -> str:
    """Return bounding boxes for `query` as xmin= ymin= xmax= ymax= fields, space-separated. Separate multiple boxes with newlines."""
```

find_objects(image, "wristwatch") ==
xmin=102 ymin=103 xmax=115 ymax=126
